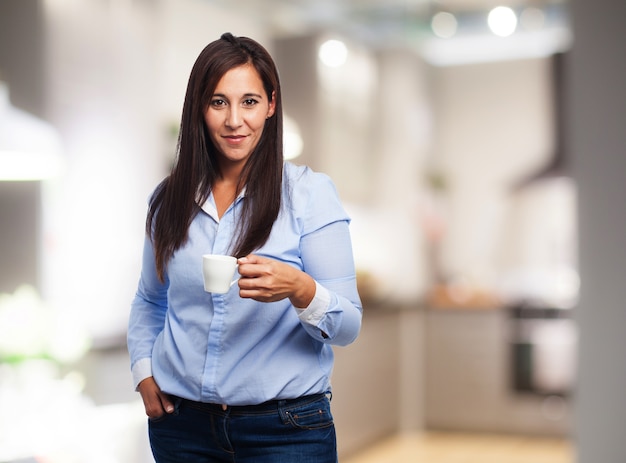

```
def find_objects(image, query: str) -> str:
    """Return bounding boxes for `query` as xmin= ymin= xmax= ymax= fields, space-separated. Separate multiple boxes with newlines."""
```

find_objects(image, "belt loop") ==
xmin=277 ymin=399 xmax=290 ymax=424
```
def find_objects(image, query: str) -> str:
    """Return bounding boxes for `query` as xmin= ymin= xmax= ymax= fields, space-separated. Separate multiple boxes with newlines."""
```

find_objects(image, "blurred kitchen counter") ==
xmin=332 ymin=298 xmax=573 ymax=460
xmin=332 ymin=302 xmax=424 ymax=459
xmin=423 ymin=306 xmax=573 ymax=437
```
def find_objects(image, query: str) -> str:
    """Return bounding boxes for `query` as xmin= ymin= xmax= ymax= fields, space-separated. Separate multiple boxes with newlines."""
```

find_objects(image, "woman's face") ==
xmin=204 ymin=63 xmax=276 ymax=167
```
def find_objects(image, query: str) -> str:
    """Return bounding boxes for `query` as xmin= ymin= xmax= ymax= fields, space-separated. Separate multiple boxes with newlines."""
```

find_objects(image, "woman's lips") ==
xmin=224 ymin=135 xmax=246 ymax=145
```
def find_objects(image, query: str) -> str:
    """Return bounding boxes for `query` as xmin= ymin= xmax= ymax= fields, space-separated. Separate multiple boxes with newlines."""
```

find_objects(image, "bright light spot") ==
xmin=488 ymin=6 xmax=518 ymax=37
xmin=0 ymin=150 xmax=63 ymax=181
xmin=283 ymin=115 xmax=303 ymax=160
xmin=431 ymin=12 xmax=458 ymax=39
xmin=318 ymin=39 xmax=348 ymax=68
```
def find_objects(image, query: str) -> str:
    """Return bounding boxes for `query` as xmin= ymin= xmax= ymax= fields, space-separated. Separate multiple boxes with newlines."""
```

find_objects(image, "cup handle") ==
xmin=230 ymin=264 xmax=240 ymax=287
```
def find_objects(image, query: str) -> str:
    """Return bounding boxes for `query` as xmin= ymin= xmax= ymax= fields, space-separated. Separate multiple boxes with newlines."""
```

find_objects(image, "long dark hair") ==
xmin=147 ymin=33 xmax=283 ymax=282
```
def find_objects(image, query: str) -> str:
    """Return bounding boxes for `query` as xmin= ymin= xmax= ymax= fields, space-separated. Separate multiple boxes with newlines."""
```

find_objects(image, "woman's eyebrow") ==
xmin=212 ymin=92 xmax=264 ymax=99
xmin=243 ymin=92 xmax=264 ymax=99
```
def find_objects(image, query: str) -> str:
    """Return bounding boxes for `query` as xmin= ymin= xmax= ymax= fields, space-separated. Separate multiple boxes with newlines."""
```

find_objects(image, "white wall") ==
xmin=361 ymin=48 xmax=432 ymax=301
xmin=431 ymin=57 xmax=561 ymax=298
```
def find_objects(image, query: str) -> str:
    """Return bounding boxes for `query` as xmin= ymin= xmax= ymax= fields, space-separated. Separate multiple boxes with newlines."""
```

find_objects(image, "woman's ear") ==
xmin=267 ymin=91 xmax=276 ymax=118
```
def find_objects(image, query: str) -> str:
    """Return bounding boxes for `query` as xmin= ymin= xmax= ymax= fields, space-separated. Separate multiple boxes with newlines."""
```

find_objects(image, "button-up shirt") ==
xmin=127 ymin=162 xmax=362 ymax=405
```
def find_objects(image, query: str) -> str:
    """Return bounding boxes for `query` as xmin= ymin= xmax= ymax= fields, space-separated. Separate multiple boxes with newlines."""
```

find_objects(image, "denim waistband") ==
xmin=176 ymin=393 xmax=327 ymax=415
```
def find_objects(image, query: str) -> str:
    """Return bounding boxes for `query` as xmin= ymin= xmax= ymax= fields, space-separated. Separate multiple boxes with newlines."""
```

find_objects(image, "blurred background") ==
xmin=0 ymin=0 xmax=624 ymax=462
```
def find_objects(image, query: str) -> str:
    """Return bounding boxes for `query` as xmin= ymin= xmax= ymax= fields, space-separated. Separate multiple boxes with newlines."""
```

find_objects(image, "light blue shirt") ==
xmin=127 ymin=162 xmax=362 ymax=406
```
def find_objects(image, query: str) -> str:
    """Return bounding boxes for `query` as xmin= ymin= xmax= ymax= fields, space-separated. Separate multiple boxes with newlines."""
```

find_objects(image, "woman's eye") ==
xmin=243 ymin=98 xmax=258 ymax=106
xmin=211 ymin=99 xmax=226 ymax=107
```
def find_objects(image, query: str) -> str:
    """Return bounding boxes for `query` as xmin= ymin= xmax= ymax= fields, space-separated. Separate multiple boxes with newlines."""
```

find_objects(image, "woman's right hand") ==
xmin=137 ymin=376 xmax=175 ymax=419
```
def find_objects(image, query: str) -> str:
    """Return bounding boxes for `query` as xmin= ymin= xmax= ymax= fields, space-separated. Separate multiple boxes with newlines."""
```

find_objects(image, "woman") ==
xmin=127 ymin=33 xmax=362 ymax=462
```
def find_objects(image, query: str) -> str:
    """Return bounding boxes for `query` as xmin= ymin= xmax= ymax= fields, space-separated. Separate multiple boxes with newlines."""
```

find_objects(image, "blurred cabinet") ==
xmin=332 ymin=305 xmax=423 ymax=458
xmin=424 ymin=308 xmax=571 ymax=436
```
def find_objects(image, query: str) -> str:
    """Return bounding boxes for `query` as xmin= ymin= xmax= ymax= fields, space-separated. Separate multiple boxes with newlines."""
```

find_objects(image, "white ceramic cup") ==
xmin=202 ymin=254 xmax=239 ymax=294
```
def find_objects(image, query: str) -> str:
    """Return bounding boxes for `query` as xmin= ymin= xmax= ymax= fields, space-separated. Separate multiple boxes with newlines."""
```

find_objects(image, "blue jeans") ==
xmin=148 ymin=393 xmax=337 ymax=463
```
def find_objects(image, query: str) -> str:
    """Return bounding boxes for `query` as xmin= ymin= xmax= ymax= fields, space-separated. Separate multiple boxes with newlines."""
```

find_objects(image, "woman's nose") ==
xmin=226 ymin=107 xmax=242 ymax=128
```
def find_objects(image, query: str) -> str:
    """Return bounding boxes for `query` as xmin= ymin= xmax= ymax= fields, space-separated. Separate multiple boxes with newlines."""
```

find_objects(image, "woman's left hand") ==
xmin=237 ymin=254 xmax=316 ymax=308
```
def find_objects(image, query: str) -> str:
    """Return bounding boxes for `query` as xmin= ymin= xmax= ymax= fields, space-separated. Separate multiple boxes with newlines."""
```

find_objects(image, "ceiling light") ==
xmin=431 ymin=12 xmax=458 ymax=39
xmin=488 ymin=6 xmax=518 ymax=37
xmin=318 ymin=39 xmax=348 ymax=68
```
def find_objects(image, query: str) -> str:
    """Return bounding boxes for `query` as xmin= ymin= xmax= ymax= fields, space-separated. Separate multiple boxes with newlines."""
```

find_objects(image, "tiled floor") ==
xmin=342 ymin=431 xmax=573 ymax=463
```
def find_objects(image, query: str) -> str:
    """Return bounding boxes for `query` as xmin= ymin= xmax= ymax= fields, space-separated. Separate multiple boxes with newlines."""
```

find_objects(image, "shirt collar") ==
xmin=199 ymin=187 xmax=246 ymax=223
